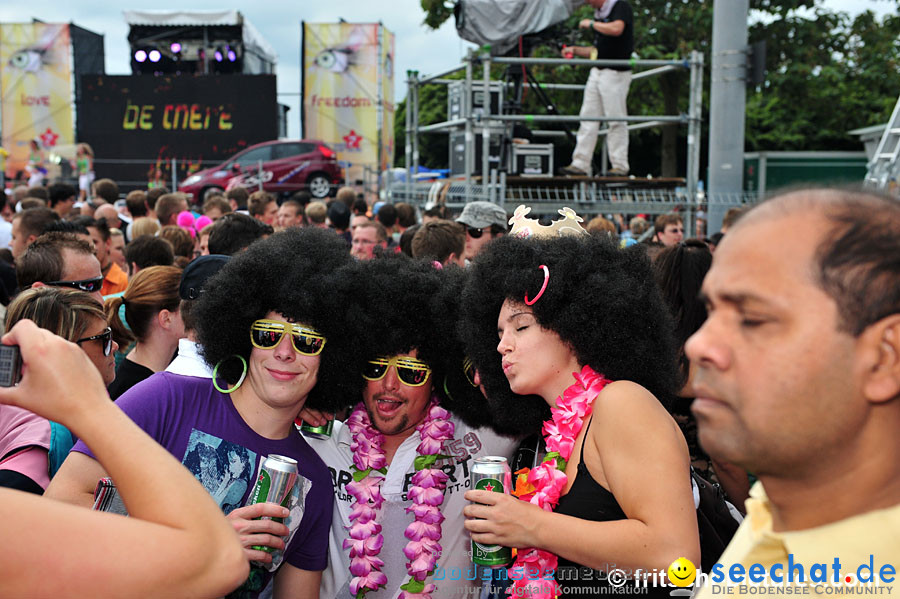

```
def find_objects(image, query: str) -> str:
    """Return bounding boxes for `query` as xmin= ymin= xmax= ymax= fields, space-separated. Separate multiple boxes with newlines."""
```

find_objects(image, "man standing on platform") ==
xmin=561 ymin=0 xmax=635 ymax=178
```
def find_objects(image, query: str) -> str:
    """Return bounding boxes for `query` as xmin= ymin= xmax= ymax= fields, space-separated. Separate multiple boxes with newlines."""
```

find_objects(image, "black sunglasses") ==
xmin=465 ymin=226 xmax=487 ymax=239
xmin=45 ymin=276 xmax=104 ymax=294
xmin=76 ymin=327 xmax=113 ymax=357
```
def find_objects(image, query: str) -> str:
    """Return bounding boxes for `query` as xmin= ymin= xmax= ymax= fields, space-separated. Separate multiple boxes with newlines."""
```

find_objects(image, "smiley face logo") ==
xmin=667 ymin=557 xmax=697 ymax=587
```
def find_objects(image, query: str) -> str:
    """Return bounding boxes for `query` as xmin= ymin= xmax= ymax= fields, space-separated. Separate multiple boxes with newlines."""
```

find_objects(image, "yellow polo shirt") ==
xmin=696 ymin=482 xmax=900 ymax=599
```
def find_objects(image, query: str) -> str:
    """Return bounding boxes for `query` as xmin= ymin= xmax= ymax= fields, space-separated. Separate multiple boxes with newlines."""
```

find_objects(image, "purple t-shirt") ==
xmin=72 ymin=372 xmax=332 ymax=597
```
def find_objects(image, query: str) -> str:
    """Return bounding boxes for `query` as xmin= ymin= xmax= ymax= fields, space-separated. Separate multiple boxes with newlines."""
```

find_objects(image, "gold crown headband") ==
xmin=507 ymin=206 xmax=587 ymax=305
xmin=508 ymin=206 xmax=588 ymax=239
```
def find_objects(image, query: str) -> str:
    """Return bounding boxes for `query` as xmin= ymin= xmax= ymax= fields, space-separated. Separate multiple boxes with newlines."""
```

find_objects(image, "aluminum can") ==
xmin=470 ymin=456 xmax=513 ymax=567
xmin=300 ymin=419 xmax=334 ymax=439
xmin=247 ymin=454 xmax=298 ymax=552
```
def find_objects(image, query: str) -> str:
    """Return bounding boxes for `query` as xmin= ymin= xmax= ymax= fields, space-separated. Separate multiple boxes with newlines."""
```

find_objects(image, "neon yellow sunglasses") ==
xmin=362 ymin=355 xmax=432 ymax=387
xmin=249 ymin=319 xmax=326 ymax=356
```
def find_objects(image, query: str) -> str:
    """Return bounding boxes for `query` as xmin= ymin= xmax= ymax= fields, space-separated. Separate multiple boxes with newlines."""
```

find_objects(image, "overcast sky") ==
xmin=0 ymin=1 xmax=894 ymax=139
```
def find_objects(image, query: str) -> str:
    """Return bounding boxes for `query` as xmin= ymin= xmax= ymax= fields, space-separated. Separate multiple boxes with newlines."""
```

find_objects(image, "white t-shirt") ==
xmin=164 ymin=339 xmax=213 ymax=379
xmin=307 ymin=414 xmax=519 ymax=599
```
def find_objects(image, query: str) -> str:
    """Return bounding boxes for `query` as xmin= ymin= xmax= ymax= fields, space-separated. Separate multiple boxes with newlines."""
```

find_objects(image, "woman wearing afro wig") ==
xmin=459 ymin=210 xmax=700 ymax=599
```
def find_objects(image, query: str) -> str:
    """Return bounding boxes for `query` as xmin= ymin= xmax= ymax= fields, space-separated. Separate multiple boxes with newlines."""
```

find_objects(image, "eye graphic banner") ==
xmin=302 ymin=22 xmax=394 ymax=183
xmin=0 ymin=23 xmax=74 ymax=179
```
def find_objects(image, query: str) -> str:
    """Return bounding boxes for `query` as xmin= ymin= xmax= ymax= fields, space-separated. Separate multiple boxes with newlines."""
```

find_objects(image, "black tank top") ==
xmin=554 ymin=417 xmax=671 ymax=599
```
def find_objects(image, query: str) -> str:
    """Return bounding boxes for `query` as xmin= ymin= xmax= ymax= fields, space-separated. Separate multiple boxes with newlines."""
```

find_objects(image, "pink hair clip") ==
xmin=524 ymin=264 xmax=549 ymax=306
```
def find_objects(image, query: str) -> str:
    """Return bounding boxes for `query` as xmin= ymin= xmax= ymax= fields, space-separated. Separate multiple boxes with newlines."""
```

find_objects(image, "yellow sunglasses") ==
xmin=362 ymin=355 xmax=432 ymax=387
xmin=250 ymin=319 xmax=326 ymax=356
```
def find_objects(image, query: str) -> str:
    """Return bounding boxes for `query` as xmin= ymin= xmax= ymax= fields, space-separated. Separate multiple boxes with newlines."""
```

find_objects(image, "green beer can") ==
xmin=470 ymin=456 xmax=513 ymax=567
xmin=300 ymin=418 xmax=334 ymax=439
xmin=247 ymin=454 xmax=298 ymax=552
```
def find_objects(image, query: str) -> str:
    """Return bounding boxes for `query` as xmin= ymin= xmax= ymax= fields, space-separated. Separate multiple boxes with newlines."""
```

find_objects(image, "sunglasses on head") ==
xmin=362 ymin=355 xmax=432 ymax=387
xmin=45 ymin=276 xmax=104 ymax=294
xmin=465 ymin=226 xmax=488 ymax=239
xmin=76 ymin=327 xmax=113 ymax=357
xmin=250 ymin=319 xmax=326 ymax=356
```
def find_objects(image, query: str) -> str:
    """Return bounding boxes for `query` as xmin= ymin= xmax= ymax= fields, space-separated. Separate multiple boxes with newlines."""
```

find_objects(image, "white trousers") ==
xmin=571 ymin=67 xmax=632 ymax=173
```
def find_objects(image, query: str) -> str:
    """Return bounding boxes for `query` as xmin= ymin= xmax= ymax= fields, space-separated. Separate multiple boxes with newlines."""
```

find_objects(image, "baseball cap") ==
xmin=179 ymin=254 xmax=230 ymax=300
xmin=456 ymin=201 xmax=508 ymax=230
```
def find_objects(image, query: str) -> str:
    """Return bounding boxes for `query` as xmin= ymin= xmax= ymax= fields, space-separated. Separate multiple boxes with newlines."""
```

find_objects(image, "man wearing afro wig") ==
xmin=302 ymin=256 xmax=520 ymax=599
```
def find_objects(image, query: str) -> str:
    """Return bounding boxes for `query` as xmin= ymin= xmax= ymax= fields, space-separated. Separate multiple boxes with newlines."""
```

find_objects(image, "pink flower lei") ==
xmin=344 ymin=398 xmax=455 ymax=599
xmin=508 ymin=365 xmax=612 ymax=599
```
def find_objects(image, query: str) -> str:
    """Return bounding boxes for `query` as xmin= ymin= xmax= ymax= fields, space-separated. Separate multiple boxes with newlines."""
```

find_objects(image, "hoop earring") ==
xmin=213 ymin=354 xmax=248 ymax=394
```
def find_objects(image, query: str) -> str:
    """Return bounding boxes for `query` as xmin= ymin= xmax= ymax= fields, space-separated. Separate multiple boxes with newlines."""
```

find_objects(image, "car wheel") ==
xmin=202 ymin=186 xmax=224 ymax=201
xmin=307 ymin=174 xmax=332 ymax=199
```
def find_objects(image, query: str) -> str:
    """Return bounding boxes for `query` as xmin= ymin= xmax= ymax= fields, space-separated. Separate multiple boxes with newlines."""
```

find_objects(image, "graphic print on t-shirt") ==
xmin=182 ymin=429 xmax=257 ymax=515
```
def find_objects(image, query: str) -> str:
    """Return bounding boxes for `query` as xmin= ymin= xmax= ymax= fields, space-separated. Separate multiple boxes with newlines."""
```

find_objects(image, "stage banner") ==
xmin=303 ymin=22 xmax=393 ymax=182
xmin=380 ymin=28 xmax=395 ymax=174
xmin=78 ymin=74 xmax=277 ymax=190
xmin=0 ymin=23 xmax=75 ymax=180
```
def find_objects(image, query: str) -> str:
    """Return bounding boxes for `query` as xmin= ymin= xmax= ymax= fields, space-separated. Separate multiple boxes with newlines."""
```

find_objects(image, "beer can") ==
xmin=470 ymin=456 xmax=513 ymax=567
xmin=247 ymin=454 xmax=298 ymax=552
xmin=300 ymin=418 xmax=334 ymax=439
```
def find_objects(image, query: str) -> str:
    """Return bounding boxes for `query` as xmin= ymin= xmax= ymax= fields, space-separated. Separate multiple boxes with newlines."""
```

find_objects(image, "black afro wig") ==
xmin=459 ymin=233 xmax=680 ymax=435
xmin=195 ymin=227 xmax=355 ymax=412
xmin=329 ymin=255 xmax=491 ymax=427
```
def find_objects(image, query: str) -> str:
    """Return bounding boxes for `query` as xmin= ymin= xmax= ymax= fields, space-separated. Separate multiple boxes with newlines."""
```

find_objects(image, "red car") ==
xmin=179 ymin=139 xmax=342 ymax=202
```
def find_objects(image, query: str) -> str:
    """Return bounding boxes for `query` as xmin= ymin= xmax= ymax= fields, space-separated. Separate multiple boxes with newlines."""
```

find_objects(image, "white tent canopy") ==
xmin=122 ymin=9 xmax=277 ymax=65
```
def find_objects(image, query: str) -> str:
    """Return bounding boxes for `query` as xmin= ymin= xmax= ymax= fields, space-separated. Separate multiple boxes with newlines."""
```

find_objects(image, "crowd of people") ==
xmin=0 ymin=173 xmax=897 ymax=599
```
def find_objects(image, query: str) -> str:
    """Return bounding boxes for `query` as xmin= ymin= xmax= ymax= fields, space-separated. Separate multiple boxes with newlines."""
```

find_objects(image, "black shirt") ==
xmin=594 ymin=1 xmax=634 ymax=70
xmin=108 ymin=358 xmax=155 ymax=401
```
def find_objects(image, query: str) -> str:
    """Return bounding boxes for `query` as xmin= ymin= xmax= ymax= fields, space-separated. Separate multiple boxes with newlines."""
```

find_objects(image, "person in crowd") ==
xmin=207 ymin=212 xmax=273 ymax=256
xmin=198 ymin=224 xmax=213 ymax=256
xmin=2 ymin=286 xmax=120 ymax=492
xmin=652 ymin=240 xmax=750 ymax=506
xmin=159 ymin=224 xmax=194 ymax=267
xmin=124 ymin=235 xmax=175 ymax=276
xmin=301 ymin=256 xmax=517 ymax=598
xmin=0 ymin=320 xmax=248 ymax=597
xmin=16 ymin=233 xmax=103 ymax=303
xmin=327 ymin=201 xmax=351 ymax=243
xmin=130 ymin=217 xmax=161 ymax=240
xmin=108 ymin=228 xmax=127 ymax=273
xmin=48 ymin=183 xmax=77 ymax=219
xmin=203 ymin=195 xmax=232 ymax=222
xmin=350 ymin=221 xmax=388 ymax=260
xmin=9 ymin=207 xmax=59 ymax=260
xmin=653 ymin=213 xmax=684 ymax=246
xmin=411 ymin=219 xmax=466 ymax=267
xmin=586 ymin=215 xmax=617 ymax=238
xmin=94 ymin=203 xmax=130 ymax=241
xmin=0 ymin=194 xmax=11 ymax=250
xmin=688 ymin=188 xmax=900 ymax=598
xmin=394 ymin=202 xmax=417 ymax=236
xmin=375 ymin=203 xmax=398 ymax=242
xmin=305 ymin=201 xmax=328 ymax=229
xmin=276 ymin=200 xmax=305 ymax=229
xmin=126 ymin=189 xmax=150 ymax=220
xmin=92 ymin=178 xmax=119 ymax=205
xmin=48 ymin=228 xmax=357 ymax=598
xmin=165 ymin=255 xmax=230 ymax=378
xmin=718 ymin=206 xmax=748 ymax=235
xmin=155 ymin=193 xmax=189 ymax=227
xmin=351 ymin=196 xmax=368 ymax=217
xmin=248 ymin=191 xmax=278 ymax=226
xmin=73 ymin=216 xmax=128 ymax=296
xmin=73 ymin=143 xmax=95 ymax=201
xmin=398 ymin=223 xmax=421 ymax=257
xmin=560 ymin=0 xmax=635 ymax=177
xmin=105 ymin=265 xmax=184 ymax=400
xmin=226 ymin=187 xmax=250 ymax=213
xmin=335 ymin=186 xmax=356 ymax=209
xmin=26 ymin=139 xmax=46 ymax=186
xmin=455 ymin=201 xmax=508 ymax=260
xmin=459 ymin=209 xmax=699 ymax=598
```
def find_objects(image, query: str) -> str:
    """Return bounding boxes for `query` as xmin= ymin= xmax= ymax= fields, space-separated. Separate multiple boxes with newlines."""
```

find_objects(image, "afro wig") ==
xmin=459 ymin=233 xmax=680 ymax=436
xmin=329 ymin=255 xmax=491 ymax=427
xmin=194 ymin=227 xmax=355 ymax=412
